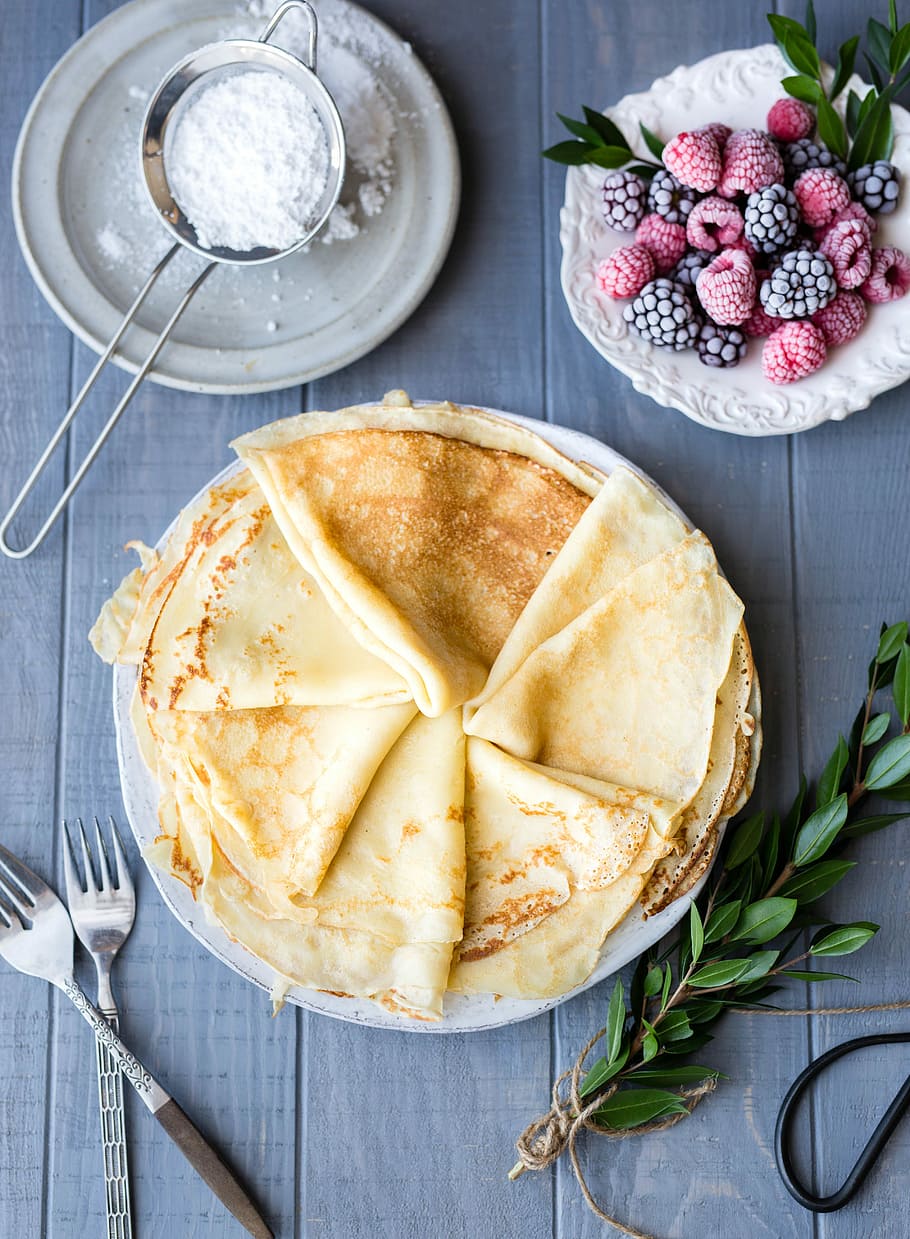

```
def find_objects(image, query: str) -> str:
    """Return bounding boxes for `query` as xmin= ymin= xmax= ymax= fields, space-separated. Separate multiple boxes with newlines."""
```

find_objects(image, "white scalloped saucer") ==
xmin=560 ymin=44 xmax=910 ymax=436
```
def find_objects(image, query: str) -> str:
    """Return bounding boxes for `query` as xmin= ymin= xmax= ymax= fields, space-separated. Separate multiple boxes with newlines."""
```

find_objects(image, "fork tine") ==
xmin=92 ymin=817 xmax=113 ymax=893
xmin=0 ymin=894 xmax=21 ymax=930
xmin=0 ymin=868 xmax=32 ymax=920
xmin=0 ymin=844 xmax=42 ymax=906
xmin=75 ymin=818 xmax=98 ymax=892
xmin=108 ymin=816 xmax=132 ymax=896
xmin=61 ymin=821 xmax=83 ymax=901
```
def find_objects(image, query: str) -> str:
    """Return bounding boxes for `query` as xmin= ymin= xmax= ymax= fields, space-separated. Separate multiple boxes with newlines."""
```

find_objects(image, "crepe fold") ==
xmin=233 ymin=396 xmax=597 ymax=716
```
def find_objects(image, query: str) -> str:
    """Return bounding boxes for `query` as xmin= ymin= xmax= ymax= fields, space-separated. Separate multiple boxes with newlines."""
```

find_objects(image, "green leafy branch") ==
xmin=542 ymin=107 xmax=663 ymax=175
xmin=768 ymin=0 xmax=910 ymax=168
xmin=575 ymin=620 xmax=910 ymax=1134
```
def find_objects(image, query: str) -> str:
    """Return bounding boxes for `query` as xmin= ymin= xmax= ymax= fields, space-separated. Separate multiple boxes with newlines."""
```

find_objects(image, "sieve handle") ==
xmin=0 ymin=248 xmax=214 ymax=560
xmin=259 ymin=0 xmax=318 ymax=71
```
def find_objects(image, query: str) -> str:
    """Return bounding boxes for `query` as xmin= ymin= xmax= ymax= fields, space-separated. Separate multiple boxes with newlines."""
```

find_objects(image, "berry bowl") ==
xmin=559 ymin=44 xmax=910 ymax=436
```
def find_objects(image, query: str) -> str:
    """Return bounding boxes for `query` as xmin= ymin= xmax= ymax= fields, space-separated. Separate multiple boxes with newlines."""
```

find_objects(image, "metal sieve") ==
xmin=1 ymin=0 xmax=346 ymax=559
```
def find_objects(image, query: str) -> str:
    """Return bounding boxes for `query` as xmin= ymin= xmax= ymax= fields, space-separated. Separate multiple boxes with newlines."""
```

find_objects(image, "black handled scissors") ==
xmin=775 ymin=1031 xmax=910 ymax=1212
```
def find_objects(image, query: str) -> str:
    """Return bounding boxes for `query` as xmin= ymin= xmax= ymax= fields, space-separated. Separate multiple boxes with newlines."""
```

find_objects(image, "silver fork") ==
xmin=0 ymin=841 xmax=272 ymax=1239
xmin=62 ymin=818 xmax=135 ymax=1239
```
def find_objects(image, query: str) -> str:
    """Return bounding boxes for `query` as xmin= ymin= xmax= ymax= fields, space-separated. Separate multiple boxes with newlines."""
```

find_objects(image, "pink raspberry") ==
xmin=663 ymin=129 xmax=722 ymax=192
xmin=635 ymin=213 xmax=687 ymax=273
xmin=767 ymin=98 xmax=815 ymax=142
xmin=860 ymin=246 xmax=910 ymax=303
xmin=819 ymin=219 xmax=872 ymax=289
xmin=696 ymin=248 xmax=757 ymax=325
xmin=811 ymin=291 xmax=867 ymax=346
xmin=743 ymin=272 xmax=778 ymax=337
xmin=813 ymin=201 xmax=876 ymax=244
xmin=762 ymin=321 xmax=827 ymax=384
xmin=695 ymin=122 xmax=732 ymax=151
xmin=686 ymin=196 xmax=744 ymax=253
xmin=717 ymin=129 xmax=784 ymax=198
xmin=596 ymin=244 xmax=655 ymax=298
xmin=793 ymin=168 xmax=851 ymax=228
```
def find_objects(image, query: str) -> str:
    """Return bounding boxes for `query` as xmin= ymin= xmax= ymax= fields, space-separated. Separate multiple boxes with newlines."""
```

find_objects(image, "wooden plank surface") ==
xmin=1 ymin=1 xmax=908 ymax=1237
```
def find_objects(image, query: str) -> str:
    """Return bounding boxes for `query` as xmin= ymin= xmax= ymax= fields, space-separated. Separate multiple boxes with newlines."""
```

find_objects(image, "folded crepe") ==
xmin=233 ymin=394 xmax=598 ymax=716
xmin=465 ymin=531 xmax=744 ymax=806
xmin=91 ymin=469 xmax=410 ymax=710
xmin=149 ymin=710 xmax=467 ymax=1021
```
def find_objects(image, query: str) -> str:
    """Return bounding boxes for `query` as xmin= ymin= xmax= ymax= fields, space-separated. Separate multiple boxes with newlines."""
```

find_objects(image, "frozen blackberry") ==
xmin=670 ymin=249 xmax=712 ymax=289
xmin=647 ymin=169 xmax=699 ymax=225
xmin=696 ymin=321 xmax=747 ymax=367
xmin=623 ymin=278 xmax=699 ymax=350
xmin=744 ymin=182 xmax=799 ymax=254
xmin=602 ymin=170 xmax=648 ymax=232
xmin=847 ymin=161 xmax=901 ymax=215
xmin=759 ymin=248 xmax=836 ymax=319
xmin=780 ymin=138 xmax=847 ymax=183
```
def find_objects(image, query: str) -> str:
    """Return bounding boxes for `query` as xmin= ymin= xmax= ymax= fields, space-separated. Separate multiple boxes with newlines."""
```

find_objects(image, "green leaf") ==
xmin=792 ymin=794 xmax=849 ymax=866
xmin=869 ymin=17 xmax=895 ymax=73
xmin=639 ymin=122 xmax=665 ymax=161
xmin=643 ymin=964 xmax=663 ymax=998
xmin=864 ymin=53 xmax=886 ymax=92
xmin=783 ymin=969 xmax=857 ymax=982
xmin=661 ymin=962 xmax=673 ymax=1012
xmin=734 ymin=950 xmax=779 ymax=985
xmin=830 ymin=35 xmax=860 ymax=100
xmin=817 ymin=736 xmax=849 ymax=808
xmin=663 ymin=1031 xmax=714 ymax=1055
xmin=863 ymin=712 xmax=892 ymax=745
xmin=725 ymin=812 xmax=764 ymax=869
xmin=805 ymin=0 xmax=817 ymax=44
xmin=542 ymin=140 xmax=594 ymax=165
xmin=817 ymin=95 xmax=848 ymax=160
xmin=642 ymin=1030 xmax=659 ymax=1062
xmin=882 ymin=779 xmax=910 ymax=801
xmin=687 ymin=999 xmax=724 ymax=1024
xmin=588 ymin=145 xmax=643 ymax=170
xmin=811 ymin=921 xmax=879 ymax=956
xmin=703 ymin=900 xmax=742 ymax=944
xmin=657 ymin=1009 xmax=692 ymax=1042
xmin=876 ymin=622 xmax=908 ymax=663
xmin=606 ymin=976 xmax=626 ymax=1064
xmin=631 ymin=1064 xmax=722 ymax=1085
xmin=581 ymin=106 xmax=629 ymax=149
xmin=730 ymin=898 xmax=798 ymax=945
xmin=594 ymin=1087 xmax=689 ymax=1130
xmin=846 ymin=89 xmax=862 ymax=136
xmin=891 ymin=23 xmax=910 ymax=73
xmin=557 ymin=113 xmax=603 ymax=144
xmin=689 ymin=958 xmax=755 ymax=989
xmin=894 ymin=645 xmax=910 ymax=727
xmin=783 ymin=776 xmax=808 ymax=850
xmin=891 ymin=0 xmax=900 ymax=35
xmin=689 ymin=903 xmax=704 ymax=966
xmin=625 ymin=163 xmax=660 ymax=178
xmin=768 ymin=15 xmax=821 ymax=77
xmin=783 ymin=74 xmax=823 ymax=104
xmin=841 ymin=811 xmax=908 ymax=838
xmin=865 ymin=734 xmax=910 ymax=790
xmin=579 ymin=1046 xmax=629 ymax=1098
xmin=779 ymin=859 xmax=856 ymax=902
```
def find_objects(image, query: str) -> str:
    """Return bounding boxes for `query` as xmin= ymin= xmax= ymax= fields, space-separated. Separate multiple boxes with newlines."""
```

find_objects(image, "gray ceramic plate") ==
xmin=113 ymin=407 xmax=759 ymax=1032
xmin=12 ymin=0 xmax=460 ymax=393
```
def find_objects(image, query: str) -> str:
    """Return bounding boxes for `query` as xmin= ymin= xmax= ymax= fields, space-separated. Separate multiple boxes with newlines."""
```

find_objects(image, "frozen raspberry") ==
xmin=743 ymin=273 xmax=779 ymax=338
xmin=793 ymin=168 xmax=851 ymax=228
xmin=861 ymin=247 xmax=910 ymax=303
xmin=635 ymin=213 xmax=687 ymax=273
xmin=811 ymin=291 xmax=867 ymax=346
xmin=767 ymin=98 xmax=815 ymax=143
xmin=813 ymin=201 xmax=876 ymax=244
xmin=686 ymin=196 xmax=744 ymax=253
xmin=762 ymin=321 xmax=827 ymax=384
xmin=695 ymin=122 xmax=732 ymax=151
xmin=819 ymin=219 xmax=872 ymax=290
xmin=696 ymin=248 xmax=757 ymax=325
xmin=602 ymin=170 xmax=648 ymax=232
xmin=717 ymin=129 xmax=785 ymax=198
xmin=596 ymin=244 xmax=656 ymax=298
xmin=663 ymin=129 xmax=722 ymax=192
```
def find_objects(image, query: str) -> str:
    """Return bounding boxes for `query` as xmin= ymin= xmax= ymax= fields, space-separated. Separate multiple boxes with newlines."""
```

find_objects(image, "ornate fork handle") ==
xmin=95 ymin=1007 xmax=133 ymax=1239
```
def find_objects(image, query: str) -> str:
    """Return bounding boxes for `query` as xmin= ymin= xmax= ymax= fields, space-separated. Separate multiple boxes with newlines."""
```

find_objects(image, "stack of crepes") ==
xmin=91 ymin=393 xmax=759 ymax=1022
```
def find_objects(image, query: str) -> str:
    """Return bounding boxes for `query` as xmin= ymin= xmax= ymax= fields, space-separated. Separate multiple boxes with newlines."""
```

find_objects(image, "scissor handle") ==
xmin=259 ymin=1 xmax=317 ymax=71
xmin=775 ymin=1031 xmax=910 ymax=1213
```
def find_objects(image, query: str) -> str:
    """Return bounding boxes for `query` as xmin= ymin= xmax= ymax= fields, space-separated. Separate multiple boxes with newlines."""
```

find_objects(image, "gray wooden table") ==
xmin=2 ymin=1 xmax=909 ymax=1236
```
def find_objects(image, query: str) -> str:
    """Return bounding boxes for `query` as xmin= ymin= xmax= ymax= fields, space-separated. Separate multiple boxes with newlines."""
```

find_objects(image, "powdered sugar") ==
xmin=167 ymin=69 xmax=330 ymax=251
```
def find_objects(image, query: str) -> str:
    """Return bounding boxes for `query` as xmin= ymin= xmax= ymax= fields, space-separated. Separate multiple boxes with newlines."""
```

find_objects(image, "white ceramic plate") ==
xmin=113 ymin=407 xmax=757 ymax=1032
xmin=560 ymin=44 xmax=910 ymax=436
xmin=12 ymin=0 xmax=460 ymax=394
